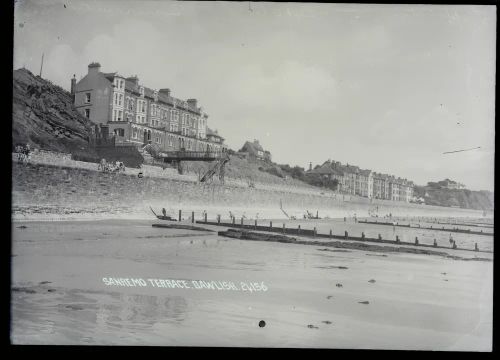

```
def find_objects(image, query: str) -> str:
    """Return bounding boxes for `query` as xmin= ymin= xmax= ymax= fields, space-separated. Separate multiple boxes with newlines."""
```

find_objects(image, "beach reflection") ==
xmin=97 ymin=293 xmax=188 ymax=329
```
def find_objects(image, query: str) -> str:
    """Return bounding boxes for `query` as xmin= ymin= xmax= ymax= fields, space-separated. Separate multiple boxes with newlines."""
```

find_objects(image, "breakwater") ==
xmin=358 ymin=220 xmax=494 ymax=237
xmin=195 ymin=220 xmax=490 ymax=253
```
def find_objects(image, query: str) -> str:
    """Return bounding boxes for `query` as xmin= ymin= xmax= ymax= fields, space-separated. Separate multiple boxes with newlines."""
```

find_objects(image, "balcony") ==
xmin=158 ymin=150 xmax=226 ymax=161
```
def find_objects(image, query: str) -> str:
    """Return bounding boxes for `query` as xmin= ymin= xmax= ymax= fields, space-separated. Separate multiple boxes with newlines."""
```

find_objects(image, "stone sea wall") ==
xmin=12 ymin=158 xmax=487 ymax=221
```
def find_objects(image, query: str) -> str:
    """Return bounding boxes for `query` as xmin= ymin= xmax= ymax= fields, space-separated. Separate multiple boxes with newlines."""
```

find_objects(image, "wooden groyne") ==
xmin=217 ymin=229 xmax=492 ymax=261
xmin=358 ymin=220 xmax=494 ymax=237
xmin=195 ymin=220 xmax=491 ymax=253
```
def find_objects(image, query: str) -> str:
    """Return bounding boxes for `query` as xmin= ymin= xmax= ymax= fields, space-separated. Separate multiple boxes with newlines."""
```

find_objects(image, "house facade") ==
xmin=239 ymin=140 xmax=271 ymax=162
xmin=306 ymin=160 xmax=414 ymax=202
xmin=72 ymin=62 xmax=227 ymax=154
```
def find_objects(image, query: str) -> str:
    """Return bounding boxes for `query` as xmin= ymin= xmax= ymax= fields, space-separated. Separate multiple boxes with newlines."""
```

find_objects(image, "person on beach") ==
xmin=162 ymin=208 xmax=167 ymax=217
xmin=99 ymin=158 xmax=107 ymax=171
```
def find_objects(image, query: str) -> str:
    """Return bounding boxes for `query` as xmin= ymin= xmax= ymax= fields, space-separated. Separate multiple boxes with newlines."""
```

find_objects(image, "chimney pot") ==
xmin=159 ymin=88 xmax=171 ymax=97
xmin=88 ymin=62 xmax=101 ymax=74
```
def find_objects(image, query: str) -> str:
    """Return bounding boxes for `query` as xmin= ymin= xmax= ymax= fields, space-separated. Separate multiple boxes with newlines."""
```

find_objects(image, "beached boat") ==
xmin=150 ymin=207 xmax=177 ymax=221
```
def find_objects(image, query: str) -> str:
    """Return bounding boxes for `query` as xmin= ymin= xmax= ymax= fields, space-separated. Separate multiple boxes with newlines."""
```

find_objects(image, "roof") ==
xmin=207 ymin=128 xmax=224 ymax=139
xmin=342 ymin=165 xmax=360 ymax=174
xmin=97 ymin=67 xmax=201 ymax=113
xmin=308 ymin=163 xmax=344 ymax=176
xmin=242 ymin=140 xmax=264 ymax=153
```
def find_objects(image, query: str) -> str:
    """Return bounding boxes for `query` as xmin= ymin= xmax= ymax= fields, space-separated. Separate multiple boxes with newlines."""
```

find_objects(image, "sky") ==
xmin=13 ymin=1 xmax=496 ymax=191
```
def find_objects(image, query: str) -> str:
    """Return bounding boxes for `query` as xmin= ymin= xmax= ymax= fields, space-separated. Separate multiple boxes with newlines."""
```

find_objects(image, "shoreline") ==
xmin=11 ymin=219 xmax=493 ymax=349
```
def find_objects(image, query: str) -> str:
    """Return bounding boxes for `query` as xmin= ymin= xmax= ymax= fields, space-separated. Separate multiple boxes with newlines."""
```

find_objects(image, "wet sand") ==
xmin=11 ymin=219 xmax=493 ymax=350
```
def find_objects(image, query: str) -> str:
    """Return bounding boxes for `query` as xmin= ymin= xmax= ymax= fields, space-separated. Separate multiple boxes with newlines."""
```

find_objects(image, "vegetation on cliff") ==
xmin=413 ymin=185 xmax=493 ymax=211
xmin=12 ymin=68 xmax=94 ymax=153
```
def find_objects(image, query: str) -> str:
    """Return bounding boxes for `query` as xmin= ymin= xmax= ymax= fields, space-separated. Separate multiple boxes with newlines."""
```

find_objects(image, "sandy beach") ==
xmin=11 ymin=219 xmax=493 ymax=350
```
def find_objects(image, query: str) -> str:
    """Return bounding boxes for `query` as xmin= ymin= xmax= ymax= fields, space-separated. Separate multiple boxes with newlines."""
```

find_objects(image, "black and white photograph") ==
xmin=10 ymin=0 xmax=495 ymax=350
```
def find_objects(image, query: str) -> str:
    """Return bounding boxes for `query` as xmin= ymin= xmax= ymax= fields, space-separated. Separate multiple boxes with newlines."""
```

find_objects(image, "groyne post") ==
xmin=254 ymin=220 xmax=257 ymax=230
xmin=396 ymin=235 xmax=400 ymax=243
xmin=217 ymin=215 xmax=220 ymax=224
xmin=232 ymin=217 xmax=235 ymax=225
xmin=204 ymin=213 xmax=207 ymax=223
xmin=415 ymin=237 xmax=419 ymax=246
xmin=270 ymin=221 xmax=272 ymax=231
xmin=283 ymin=223 xmax=286 ymax=234
xmin=313 ymin=227 xmax=317 ymax=238
xmin=329 ymin=229 xmax=332 ymax=238
xmin=298 ymin=225 xmax=301 ymax=235
xmin=344 ymin=231 xmax=348 ymax=239
xmin=475 ymin=243 xmax=479 ymax=252
xmin=241 ymin=217 xmax=244 ymax=226
xmin=192 ymin=211 xmax=195 ymax=223
xmin=433 ymin=239 xmax=437 ymax=247
xmin=179 ymin=210 xmax=182 ymax=222
xmin=378 ymin=234 xmax=382 ymax=240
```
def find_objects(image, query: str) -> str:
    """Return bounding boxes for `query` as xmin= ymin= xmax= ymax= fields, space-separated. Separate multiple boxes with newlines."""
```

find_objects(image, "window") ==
xmin=84 ymin=109 xmax=90 ymax=118
xmin=119 ymin=94 xmax=123 ymax=106
xmin=85 ymin=93 xmax=91 ymax=103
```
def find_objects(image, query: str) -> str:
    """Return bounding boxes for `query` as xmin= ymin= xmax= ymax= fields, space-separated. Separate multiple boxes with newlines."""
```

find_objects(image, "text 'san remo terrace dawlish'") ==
xmin=102 ymin=277 xmax=268 ymax=292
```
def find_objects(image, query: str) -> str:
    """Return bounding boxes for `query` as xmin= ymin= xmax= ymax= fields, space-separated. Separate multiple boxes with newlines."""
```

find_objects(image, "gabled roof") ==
xmin=242 ymin=140 xmax=264 ymax=153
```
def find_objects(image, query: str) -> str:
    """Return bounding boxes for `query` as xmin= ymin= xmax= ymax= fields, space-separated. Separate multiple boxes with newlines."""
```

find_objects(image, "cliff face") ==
xmin=414 ymin=185 xmax=494 ymax=211
xmin=12 ymin=68 xmax=94 ymax=152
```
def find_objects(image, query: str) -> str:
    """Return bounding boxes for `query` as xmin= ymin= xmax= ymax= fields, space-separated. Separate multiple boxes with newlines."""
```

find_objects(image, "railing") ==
xmin=158 ymin=151 xmax=226 ymax=160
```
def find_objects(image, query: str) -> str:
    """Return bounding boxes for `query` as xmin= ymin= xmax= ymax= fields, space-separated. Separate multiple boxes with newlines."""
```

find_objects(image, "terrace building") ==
xmin=306 ymin=160 xmax=414 ymax=202
xmin=72 ymin=62 xmax=227 ymax=154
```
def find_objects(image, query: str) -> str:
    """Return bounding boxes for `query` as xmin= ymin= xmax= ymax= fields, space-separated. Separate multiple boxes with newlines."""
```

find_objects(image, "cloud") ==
xmin=225 ymin=60 xmax=337 ymax=112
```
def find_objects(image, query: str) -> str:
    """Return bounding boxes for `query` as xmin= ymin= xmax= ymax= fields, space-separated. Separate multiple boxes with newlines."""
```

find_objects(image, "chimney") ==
xmin=127 ymin=75 xmax=139 ymax=86
xmin=70 ymin=74 xmax=76 ymax=100
xmin=159 ymin=88 xmax=171 ymax=97
xmin=88 ymin=62 xmax=101 ymax=74
xmin=187 ymin=98 xmax=198 ymax=108
xmin=309 ymin=162 xmax=312 ymax=171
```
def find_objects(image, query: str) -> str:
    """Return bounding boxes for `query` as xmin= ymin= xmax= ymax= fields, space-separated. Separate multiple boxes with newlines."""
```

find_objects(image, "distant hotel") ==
xmin=71 ymin=62 xmax=227 ymax=153
xmin=307 ymin=160 xmax=414 ymax=202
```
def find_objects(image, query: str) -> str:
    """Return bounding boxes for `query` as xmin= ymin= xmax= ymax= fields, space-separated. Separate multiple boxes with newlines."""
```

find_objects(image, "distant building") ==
xmin=72 ymin=62 xmax=227 ymax=153
xmin=206 ymin=128 xmax=225 ymax=145
xmin=239 ymin=139 xmax=271 ymax=162
xmin=306 ymin=160 xmax=344 ymax=191
xmin=441 ymin=179 xmax=466 ymax=190
xmin=306 ymin=159 xmax=413 ymax=202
